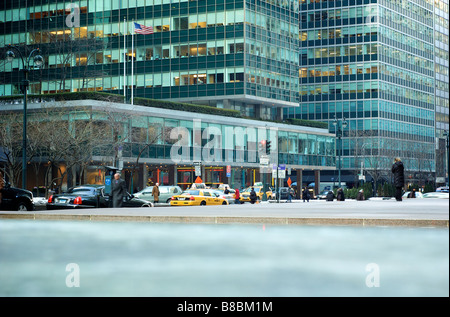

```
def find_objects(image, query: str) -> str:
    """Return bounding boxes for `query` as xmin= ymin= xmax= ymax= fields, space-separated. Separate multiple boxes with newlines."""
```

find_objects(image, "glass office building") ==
xmin=434 ymin=0 xmax=449 ymax=182
xmin=286 ymin=0 xmax=448 ymax=184
xmin=0 ymin=0 xmax=300 ymax=120
xmin=1 ymin=0 xmax=448 ymax=186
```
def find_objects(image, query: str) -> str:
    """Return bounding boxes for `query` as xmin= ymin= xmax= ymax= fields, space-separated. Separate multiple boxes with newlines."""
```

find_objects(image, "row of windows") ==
xmin=300 ymin=62 xmax=377 ymax=78
xmin=106 ymin=143 xmax=333 ymax=166
xmin=300 ymin=81 xmax=377 ymax=96
xmin=379 ymin=0 xmax=435 ymax=22
xmin=304 ymin=43 xmax=377 ymax=59
xmin=110 ymin=112 xmax=333 ymax=156
xmin=379 ymin=81 xmax=434 ymax=106
xmin=378 ymin=28 xmax=434 ymax=58
xmin=302 ymin=44 xmax=433 ymax=74
xmin=378 ymin=64 xmax=434 ymax=90
xmin=285 ymin=100 xmax=378 ymax=115
xmin=301 ymin=25 xmax=376 ymax=41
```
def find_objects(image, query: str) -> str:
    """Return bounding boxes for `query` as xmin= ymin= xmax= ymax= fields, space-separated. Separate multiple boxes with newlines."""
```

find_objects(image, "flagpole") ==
xmin=123 ymin=17 xmax=126 ymax=103
xmin=131 ymin=22 xmax=134 ymax=106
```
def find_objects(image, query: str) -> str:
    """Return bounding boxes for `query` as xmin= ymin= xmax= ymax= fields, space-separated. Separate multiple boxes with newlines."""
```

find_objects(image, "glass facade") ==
xmin=434 ymin=0 xmax=449 ymax=181
xmin=0 ymin=0 xmax=300 ymax=120
xmin=285 ymin=0 xmax=447 ymax=181
xmin=1 ymin=0 xmax=448 ymax=183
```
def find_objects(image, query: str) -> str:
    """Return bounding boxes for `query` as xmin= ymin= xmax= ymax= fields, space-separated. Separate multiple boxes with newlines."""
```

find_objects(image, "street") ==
xmin=1 ymin=198 xmax=448 ymax=227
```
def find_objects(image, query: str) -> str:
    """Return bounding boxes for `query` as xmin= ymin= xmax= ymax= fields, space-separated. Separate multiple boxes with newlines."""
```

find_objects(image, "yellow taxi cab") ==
xmin=240 ymin=186 xmax=273 ymax=202
xmin=239 ymin=186 xmax=263 ymax=202
xmin=170 ymin=189 xmax=229 ymax=206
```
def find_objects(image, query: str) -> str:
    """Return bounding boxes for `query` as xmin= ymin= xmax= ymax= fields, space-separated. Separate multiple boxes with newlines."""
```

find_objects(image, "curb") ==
xmin=0 ymin=213 xmax=448 ymax=228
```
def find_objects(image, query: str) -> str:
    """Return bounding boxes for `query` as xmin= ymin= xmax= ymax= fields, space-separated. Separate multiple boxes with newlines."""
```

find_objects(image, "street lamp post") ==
xmin=333 ymin=117 xmax=348 ymax=188
xmin=5 ymin=45 xmax=43 ymax=189
xmin=444 ymin=131 xmax=450 ymax=187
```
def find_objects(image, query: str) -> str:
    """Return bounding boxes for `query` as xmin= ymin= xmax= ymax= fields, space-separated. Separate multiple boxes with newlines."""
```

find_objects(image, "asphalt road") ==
xmin=1 ymin=198 xmax=448 ymax=227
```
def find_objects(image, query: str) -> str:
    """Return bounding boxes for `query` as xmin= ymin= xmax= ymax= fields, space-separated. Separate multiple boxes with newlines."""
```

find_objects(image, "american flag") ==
xmin=134 ymin=22 xmax=153 ymax=34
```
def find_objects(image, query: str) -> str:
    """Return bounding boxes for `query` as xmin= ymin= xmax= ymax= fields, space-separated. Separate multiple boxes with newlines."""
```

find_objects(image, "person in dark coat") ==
xmin=286 ymin=186 xmax=293 ymax=202
xmin=249 ymin=187 xmax=257 ymax=204
xmin=326 ymin=190 xmax=334 ymax=201
xmin=336 ymin=188 xmax=345 ymax=201
xmin=391 ymin=157 xmax=405 ymax=201
xmin=152 ymin=183 xmax=160 ymax=203
xmin=111 ymin=173 xmax=127 ymax=207
xmin=407 ymin=188 xmax=416 ymax=198
xmin=356 ymin=189 xmax=365 ymax=201
xmin=302 ymin=187 xmax=310 ymax=202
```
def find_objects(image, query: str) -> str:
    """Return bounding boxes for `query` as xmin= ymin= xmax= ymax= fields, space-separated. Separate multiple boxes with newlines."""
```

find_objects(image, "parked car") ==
xmin=402 ymin=191 xmax=424 ymax=199
xmin=31 ymin=186 xmax=47 ymax=210
xmin=212 ymin=189 xmax=235 ymax=204
xmin=0 ymin=183 xmax=34 ymax=211
xmin=170 ymin=189 xmax=228 ymax=206
xmin=46 ymin=185 xmax=153 ymax=210
xmin=436 ymin=186 xmax=449 ymax=193
xmin=275 ymin=187 xmax=292 ymax=200
xmin=422 ymin=192 xmax=449 ymax=199
xmin=217 ymin=184 xmax=231 ymax=191
xmin=133 ymin=185 xmax=182 ymax=203
xmin=317 ymin=190 xmax=333 ymax=200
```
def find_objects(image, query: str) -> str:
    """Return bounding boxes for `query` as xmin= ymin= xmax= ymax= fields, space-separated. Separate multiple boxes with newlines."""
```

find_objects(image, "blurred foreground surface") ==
xmin=0 ymin=220 xmax=448 ymax=297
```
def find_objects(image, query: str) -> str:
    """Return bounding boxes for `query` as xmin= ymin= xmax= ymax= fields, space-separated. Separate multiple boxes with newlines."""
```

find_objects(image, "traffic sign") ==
xmin=260 ymin=155 xmax=269 ymax=166
xmin=195 ymin=176 xmax=203 ymax=183
xmin=278 ymin=164 xmax=286 ymax=179
xmin=195 ymin=165 xmax=201 ymax=176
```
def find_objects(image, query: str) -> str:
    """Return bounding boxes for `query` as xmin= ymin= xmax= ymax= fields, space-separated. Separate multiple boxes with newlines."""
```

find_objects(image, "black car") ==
xmin=0 ymin=183 xmax=35 ymax=211
xmin=46 ymin=185 xmax=153 ymax=210
xmin=275 ymin=187 xmax=292 ymax=200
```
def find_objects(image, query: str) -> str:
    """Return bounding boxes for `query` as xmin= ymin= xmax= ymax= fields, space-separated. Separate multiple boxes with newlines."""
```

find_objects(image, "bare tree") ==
xmin=0 ymin=111 xmax=25 ymax=186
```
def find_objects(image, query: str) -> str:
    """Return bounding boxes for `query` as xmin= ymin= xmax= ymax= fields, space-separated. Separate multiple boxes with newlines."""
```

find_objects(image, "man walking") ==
xmin=152 ymin=183 xmax=160 ymax=204
xmin=391 ymin=157 xmax=405 ymax=201
xmin=111 ymin=173 xmax=127 ymax=207
xmin=286 ymin=186 xmax=293 ymax=203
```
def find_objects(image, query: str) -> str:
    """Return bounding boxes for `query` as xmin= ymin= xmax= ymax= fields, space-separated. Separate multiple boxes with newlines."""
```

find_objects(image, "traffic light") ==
xmin=266 ymin=140 xmax=271 ymax=154
xmin=259 ymin=140 xmax=266 ymax=153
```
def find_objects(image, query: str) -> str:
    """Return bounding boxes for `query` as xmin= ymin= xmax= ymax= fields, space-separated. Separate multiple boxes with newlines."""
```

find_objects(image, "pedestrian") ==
xmin=407 ymin=188 xmax=416 ymax=198
xmin=111 ymin=172 xmax=127 ymax=208
xmin=234 ymin=188 xmax=240 ymax=204
xmin=357 ymin=189 xmax=365 ymax=201
xmin=336 ymin=188 xmax=345 ymax=201
xmin=152 ymin=182 xmax=160 ymax=204
xmin=286 ymin=186 xmax=293 ymax=203
xmin=391 ymin=157 xmax=405 ymax=201
xmin=302 ymin=187 xmax=310 ymax=202
xmin=326 ymin=190 xmax=334 ymax=201
xmin=0 ymin=171 xmax=4 ymax=204
xmin=250 ymin=187 xmax=257 ymax=204
xmin=224 ymin=186 xmax=230 ymax=194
